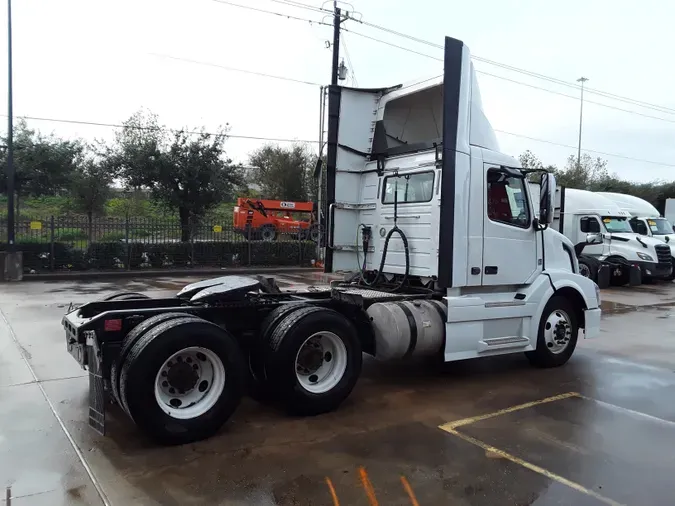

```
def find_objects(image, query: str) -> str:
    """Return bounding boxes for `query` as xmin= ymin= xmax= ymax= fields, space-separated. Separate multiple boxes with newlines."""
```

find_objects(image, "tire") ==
xmin=259 ymin=225 xmax=277 ymax=242
xmin=248 ymin=303 xmax=311 ymax=401
xmin=118 ymin=317 xmax=245 ymax=445
xmin=666 ymin=258 xmax=675 ymax=282
xmin=526 ymin=295 xmax=579 ymax=368
xmin=577 ymin=257 xmax=598 ymax=281
xmin=110 ymin=312 xmax=200 ymax=405
xmin=263 ymin=306 xmax=362 ymax=416
xmin=102 ymin=292 xmax=150 ymax=301
xmin=308 ymin=224 xmax=321 ymax=243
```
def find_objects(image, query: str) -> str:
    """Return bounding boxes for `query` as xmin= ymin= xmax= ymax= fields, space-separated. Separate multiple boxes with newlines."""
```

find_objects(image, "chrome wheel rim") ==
xmin=544 ymin=309 xmax=572 ymax=354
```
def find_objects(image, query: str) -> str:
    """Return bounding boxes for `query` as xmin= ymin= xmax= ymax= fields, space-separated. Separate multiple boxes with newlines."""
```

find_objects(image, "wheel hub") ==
xmin=297 ymin=339 xmax=324 ymax=374
xmin=166 ymin=361 xmax=199 ymax=392
xmin=544 ymin=310 xmax=572 ymax=354
xmin=294 ymin=332 xmax=347 ymax=394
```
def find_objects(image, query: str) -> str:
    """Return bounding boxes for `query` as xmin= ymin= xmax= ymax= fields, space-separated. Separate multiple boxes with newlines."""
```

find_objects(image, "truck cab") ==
xmin=325 ymin=36 xmax=601 ymax=363
xmin=561 ymin=189 xmax=672 ymax=282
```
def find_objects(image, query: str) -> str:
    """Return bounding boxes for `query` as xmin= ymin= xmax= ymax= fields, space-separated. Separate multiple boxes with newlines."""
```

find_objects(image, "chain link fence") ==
xmin=0 ymin=215 xmax=321 ymax=274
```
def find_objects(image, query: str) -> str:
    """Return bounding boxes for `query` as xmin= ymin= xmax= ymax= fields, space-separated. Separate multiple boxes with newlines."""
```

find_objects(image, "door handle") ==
xmin=383 ymin=215 xmax=420 ymax=220
xmin=328 ymin=203 xmax=336 ymax=249
xmin=484 ymin=266 xmax=498 ymax=275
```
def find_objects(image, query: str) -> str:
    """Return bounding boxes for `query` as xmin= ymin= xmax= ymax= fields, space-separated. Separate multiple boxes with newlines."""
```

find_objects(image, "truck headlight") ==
xmin=637 ymin=252 xmax=653 ymax=261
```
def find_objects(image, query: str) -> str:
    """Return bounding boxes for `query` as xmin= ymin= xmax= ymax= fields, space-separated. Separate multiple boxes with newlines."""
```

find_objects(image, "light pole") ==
xmin=576 ymin=76 xmax=589 ymax=168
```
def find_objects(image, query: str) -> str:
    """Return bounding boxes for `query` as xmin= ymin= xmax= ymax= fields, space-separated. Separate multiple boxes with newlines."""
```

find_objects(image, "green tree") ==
xmin=69 ymin=152 xmax=114 ymax=241
xmin=554 ymin=153 xmax=610 ymax=190
xmin=248 ymin=143 xmax=317 ymax=201
xmin=109 ymin=110 xmax=243 ymax=241
xmin=0 ymin=119 xmax=83 ymax=218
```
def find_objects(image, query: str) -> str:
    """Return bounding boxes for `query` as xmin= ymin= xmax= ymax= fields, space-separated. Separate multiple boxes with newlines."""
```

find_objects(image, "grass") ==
xmin=0 ymin=195 xmax=236 ymax=227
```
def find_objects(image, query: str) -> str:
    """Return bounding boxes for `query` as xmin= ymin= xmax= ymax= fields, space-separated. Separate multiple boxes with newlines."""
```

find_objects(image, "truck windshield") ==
xmin=647 ymin=218 xmax=673 ymax=235
xmin=602 ymin=217 xmax=633 ymax=233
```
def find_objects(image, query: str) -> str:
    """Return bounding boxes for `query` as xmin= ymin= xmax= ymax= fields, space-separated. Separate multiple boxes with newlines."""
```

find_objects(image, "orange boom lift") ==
xmin=232 ymin=198 xmax=321 ymax=242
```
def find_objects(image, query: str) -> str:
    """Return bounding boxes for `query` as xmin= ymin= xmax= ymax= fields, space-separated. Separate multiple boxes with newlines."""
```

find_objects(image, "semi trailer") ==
xmin=61 ymin=36 xmax=602 ymax=446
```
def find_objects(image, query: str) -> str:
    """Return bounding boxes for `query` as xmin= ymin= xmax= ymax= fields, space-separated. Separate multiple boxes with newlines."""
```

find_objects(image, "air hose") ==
xmin=359 ymin=175 xmax=411 ymax=292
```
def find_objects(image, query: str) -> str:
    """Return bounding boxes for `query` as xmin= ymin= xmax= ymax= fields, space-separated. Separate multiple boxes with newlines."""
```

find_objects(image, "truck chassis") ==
xmin=62 ymin=274 xmax=580 ymax=445
xmin=63 ymin=275 xmax=442 ymax=444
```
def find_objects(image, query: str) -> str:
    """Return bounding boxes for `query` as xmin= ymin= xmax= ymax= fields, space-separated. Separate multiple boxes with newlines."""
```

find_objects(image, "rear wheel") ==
xmin=308 ymin=224 xmax=321 ymax=243
xmin=248 ymin=303 xmax=311 ymax=402
xmin=526 ymin=295 xmax=579 ymax=368
xmin=259 ymin=224 xmax=277 ymax=242
xmin=118 ymin=317 xmax=245 ymax=445
xmin=263 ymin=306 xmax=362 ymax=415
xmin=110 ymin=312 xmax=199 ymax=406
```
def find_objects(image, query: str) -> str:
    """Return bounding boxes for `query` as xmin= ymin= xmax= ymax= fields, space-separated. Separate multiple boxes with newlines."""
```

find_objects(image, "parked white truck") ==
xmin=596 ymin=192 xmax=675 ymax=280
xmin=61 ymin=36 xmax=602 ymax=445
xmin=559 ymin=189 xmax=672 ymax=283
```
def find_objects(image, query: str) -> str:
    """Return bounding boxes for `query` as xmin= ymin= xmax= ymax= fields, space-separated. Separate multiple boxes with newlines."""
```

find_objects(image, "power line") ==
xmin=495 ymin=129 xmax=675 ymax=168
xmin=211 ymin=0 xmax=330 ymax=26
xmin=265 ymin=0 xmax=328 ymax=14
xmin=343 ymin=28 xmax=675 ymax=124
xmin=344 ymin=27 xmax=442 ymax=62
xmin=2 ymin=114 xmax=319 ymax=143
xmin=348 ymin=16 xmax=675 ymax=116
xmin=5 ymin=112 xmax=672 ymax=168
xmin=151 ymin=53 xmax=322 ymax=86
xmin=476 ymin=70 xmax=675 ymax=125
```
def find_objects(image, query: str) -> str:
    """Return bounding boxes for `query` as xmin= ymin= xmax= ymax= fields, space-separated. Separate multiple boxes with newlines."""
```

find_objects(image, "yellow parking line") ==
xmin=400 ymin=476 xmax=420 ymax=506
xmin=445 ymin=428 xmax=624 ymax=506
xmin=325 ymin=477 xmax=340 ymax=506
xmin=439 ymin=392 xmax=580 ymax=431
xmin=358 ymin=467 xmax=379 ymax=506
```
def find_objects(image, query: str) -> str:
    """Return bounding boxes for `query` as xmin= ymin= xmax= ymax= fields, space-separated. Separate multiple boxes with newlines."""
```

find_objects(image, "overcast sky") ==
xmin=0 ymin=0 xmax=673 ymax=182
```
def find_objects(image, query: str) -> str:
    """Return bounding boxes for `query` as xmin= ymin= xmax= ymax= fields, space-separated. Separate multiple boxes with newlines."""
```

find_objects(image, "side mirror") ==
xmin=586 ymin=233 xmax=603 ymax=245
xmin=539 ymin=172 xmax=556 ymax=225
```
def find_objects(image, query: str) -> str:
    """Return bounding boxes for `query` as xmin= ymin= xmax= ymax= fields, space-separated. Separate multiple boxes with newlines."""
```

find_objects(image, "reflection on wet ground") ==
xmin=1 ymin=274 xmax=675 ymax=505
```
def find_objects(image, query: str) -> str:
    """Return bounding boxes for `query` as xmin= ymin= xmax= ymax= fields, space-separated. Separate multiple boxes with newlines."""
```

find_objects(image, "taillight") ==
xmin=104 ymin=319 xmax=123 ymax=332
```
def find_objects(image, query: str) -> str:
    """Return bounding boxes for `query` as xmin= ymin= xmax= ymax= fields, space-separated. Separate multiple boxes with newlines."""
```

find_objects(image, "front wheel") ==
xmin=666 ymin=258 xmax=675 ymax=281
xmin=578 ymin=257 xmax=599 ymax=281
xmin=526 ymin=295 xmax=579 ymax=368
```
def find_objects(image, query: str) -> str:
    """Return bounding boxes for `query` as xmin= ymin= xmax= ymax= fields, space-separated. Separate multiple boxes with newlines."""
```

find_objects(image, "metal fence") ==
xmin=0 ymin=216 xmax=321 ymax=273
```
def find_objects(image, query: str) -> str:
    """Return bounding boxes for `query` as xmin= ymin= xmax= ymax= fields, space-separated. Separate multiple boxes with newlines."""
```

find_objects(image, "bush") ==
xmin=2 ymin=239 xmax=317 ymax=273
xmin=56 ymin=227 xmax=88 ymax=242
xmin=99 ymin=231 xmax=125 ymax=242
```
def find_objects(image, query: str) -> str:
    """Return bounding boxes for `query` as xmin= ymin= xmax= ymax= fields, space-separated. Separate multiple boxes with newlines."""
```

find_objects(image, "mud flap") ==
xmin=629 ymin=265 xmax=642 ymax=286
xmin=87 ymin=345 xmax=106 ymax=436
xmin=596 ymin=264 xmax=611 ymax=289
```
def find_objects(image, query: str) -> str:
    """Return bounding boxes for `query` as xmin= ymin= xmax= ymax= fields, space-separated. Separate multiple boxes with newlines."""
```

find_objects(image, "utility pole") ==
xmin=6 ymin=0 xmax=14 ymax=250
xmin=331 ymin=2 xmax=341 ymax=85
xmin=576 ymin=76 xmax=589 ymax=168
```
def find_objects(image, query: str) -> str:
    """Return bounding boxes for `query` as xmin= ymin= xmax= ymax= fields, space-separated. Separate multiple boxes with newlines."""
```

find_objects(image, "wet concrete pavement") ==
xmin=2 ymin=274 xmax=675 ymax=505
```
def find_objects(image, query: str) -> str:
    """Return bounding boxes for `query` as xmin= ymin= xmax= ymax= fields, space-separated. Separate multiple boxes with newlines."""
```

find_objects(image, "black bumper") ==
xmin=635 ymin=260 xmax=673 ymax=279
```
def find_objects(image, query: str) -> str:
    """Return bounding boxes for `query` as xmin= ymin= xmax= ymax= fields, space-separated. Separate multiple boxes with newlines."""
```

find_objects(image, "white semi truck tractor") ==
xmin=560 ymin=189 xmax=672 ymax=284
xmin=596 ymin=192 xmax=675 ymax=281
xmin=61 ymin=36 xmax=602 ymax=445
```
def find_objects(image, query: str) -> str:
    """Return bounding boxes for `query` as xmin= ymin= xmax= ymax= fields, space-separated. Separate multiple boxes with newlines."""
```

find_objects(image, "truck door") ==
xmin=579 ymin=216 xmax=606 ymax=255
xmin=482 ymin=165 xmax=538 ymax=285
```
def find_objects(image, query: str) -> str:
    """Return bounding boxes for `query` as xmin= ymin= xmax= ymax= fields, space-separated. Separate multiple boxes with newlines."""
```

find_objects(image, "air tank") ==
xmin=366 ymin=299 xmax=447 ymax=361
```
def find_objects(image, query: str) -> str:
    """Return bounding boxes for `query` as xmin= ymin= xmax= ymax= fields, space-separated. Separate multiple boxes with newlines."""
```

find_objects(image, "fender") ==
xmin=523 ymin=269 xmax=599 ymax=343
